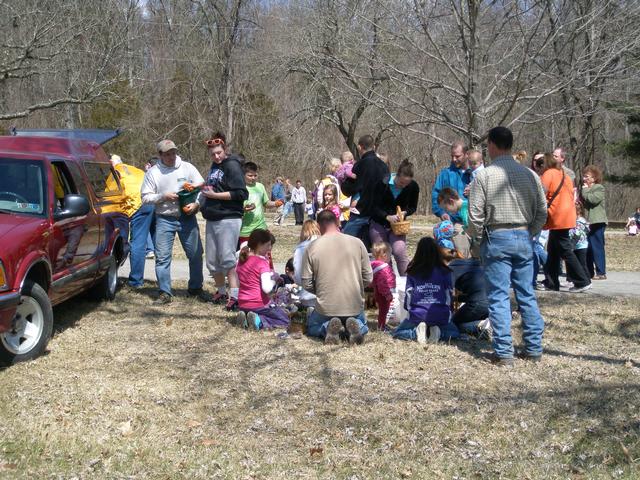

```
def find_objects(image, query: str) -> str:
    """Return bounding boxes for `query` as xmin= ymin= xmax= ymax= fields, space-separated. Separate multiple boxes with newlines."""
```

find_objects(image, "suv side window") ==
xmin=66 ymin=162 xmax=90 ymax=200
xmin=51 ymin=161 xmax=78 ymax=210
xmin=84 ymin=162 xmax=123 ymax=198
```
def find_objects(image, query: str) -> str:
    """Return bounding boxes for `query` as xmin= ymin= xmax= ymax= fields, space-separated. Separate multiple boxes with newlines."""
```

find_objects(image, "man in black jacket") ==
xmin=342 ymin=135 xmax=389 ymax=242
xmin=200 ymin=133 xmax=248 ymax=311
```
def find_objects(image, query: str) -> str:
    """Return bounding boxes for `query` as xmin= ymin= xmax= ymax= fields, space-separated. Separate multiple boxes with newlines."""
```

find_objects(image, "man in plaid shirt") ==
xmin=467 ymin=126 xmax=547 ymax=366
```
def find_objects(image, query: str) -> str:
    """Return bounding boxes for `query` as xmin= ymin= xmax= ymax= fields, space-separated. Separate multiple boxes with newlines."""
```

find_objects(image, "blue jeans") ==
xmin=146 ymin=216 xmax=156 ymax=254
xmin=146 ymin=234 xmax=155 ymax=254
xmin=481 ymin=229 xmax=544 ymax=358
xmin=155 ymin=214 xmax=204 ymax=295
xmin=587 ymin=223 xmax=606 ymax=276
xmin=392 ymin=319 xmax=419 ymax=340
xmin=393 ymin=319 xmax=461 ymax=341
xmin=128 ymin=204 xmax=155 ymax=287
xmin=531 ymin=236 xmax=547 ymax=285
xmin=343 ymin=214 xmax=370 ymax=239
xmin=279 ymin=201 xmax=293 ymax=223
xmin=307 ymin=311 xmax=368 ymax=339
xmin=110 ymin=213 xmax=131 ymax=260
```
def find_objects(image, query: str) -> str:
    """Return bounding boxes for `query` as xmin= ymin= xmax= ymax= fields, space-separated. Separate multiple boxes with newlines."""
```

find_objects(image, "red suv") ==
xmin=0 ymin=129 xmax=129 ymax=365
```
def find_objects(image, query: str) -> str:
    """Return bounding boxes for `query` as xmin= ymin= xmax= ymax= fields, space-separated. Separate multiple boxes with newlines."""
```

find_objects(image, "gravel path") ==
xmin=119 ymin=259 xmax=640 ymax=297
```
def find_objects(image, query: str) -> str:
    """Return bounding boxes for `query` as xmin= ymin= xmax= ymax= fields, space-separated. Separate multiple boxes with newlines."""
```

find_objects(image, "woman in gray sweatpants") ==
xmin=199 ymin=133 xmax=248 ymax=311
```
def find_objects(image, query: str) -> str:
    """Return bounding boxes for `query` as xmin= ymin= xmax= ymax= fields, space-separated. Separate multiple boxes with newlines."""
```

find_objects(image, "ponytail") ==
xmin=238 ymin=245 xmax=250 ymax=264
xmin=397 ymin=159 xmax=414 ymax=178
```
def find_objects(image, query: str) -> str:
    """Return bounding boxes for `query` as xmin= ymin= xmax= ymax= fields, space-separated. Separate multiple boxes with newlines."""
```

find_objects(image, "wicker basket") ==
xmin=390 ymin=206 xmax=411 ymax=235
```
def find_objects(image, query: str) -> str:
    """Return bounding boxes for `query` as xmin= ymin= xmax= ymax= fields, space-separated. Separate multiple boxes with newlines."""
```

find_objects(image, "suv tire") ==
xmin=0 ymin=281 xmax=53 ymax=365
xmin=88 ymin=255 xmax=118 ymax=301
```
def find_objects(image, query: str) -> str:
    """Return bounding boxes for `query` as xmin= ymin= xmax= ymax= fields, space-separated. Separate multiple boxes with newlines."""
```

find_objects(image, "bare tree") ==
xmin=275 ymin=0 xmax=392 ymax=157
xmin=0 ymin=0 xmax=127 ymax=122
xmin=351 ymin=1 xmax=569 ymax=147
xmin=543 ymin=0 xmax=640 ymax=170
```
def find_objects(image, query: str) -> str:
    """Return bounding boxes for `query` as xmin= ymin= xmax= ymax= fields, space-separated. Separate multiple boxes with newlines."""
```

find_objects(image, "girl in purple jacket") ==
xmin=392 ymin=237 xmax=452 ymax=344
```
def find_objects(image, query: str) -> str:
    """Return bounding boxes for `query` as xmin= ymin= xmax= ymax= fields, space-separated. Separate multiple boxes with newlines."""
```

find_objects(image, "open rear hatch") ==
xmin=10 ymin=128 xmax=122 ymax=145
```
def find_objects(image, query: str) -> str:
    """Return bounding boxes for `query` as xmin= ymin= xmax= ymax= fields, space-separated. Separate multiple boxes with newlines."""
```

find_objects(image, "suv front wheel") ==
xmin=0 ymin=281 xmax=53 ymax=365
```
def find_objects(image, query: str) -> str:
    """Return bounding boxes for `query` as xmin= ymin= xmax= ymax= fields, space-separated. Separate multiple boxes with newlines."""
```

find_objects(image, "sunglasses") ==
xmin=205 ymin=138 xmax=225 ymax=147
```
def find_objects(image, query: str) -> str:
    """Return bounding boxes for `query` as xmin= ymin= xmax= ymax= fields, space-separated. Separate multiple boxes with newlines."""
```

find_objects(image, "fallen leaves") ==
xmin=118 ymin=420 xmax=133 ymax=437
xmin=0 ymin=462 xmax=17 ymax=471
xmin=620 ymin=441 xmax=633 ymax=464
xmin=309 ymin=447 xmax=323 ymax=457
xmin=186 ymin=420 xmax=202 ymax=429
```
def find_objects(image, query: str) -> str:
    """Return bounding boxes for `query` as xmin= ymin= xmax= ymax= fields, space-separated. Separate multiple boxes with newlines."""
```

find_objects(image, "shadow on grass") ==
xmin=53 ymin=297 xmax=117 ymax=334
xmin=136 ymin=315 xmax=640 ymax=473
xmin=543 ymin=347 xmax=640 ymax=368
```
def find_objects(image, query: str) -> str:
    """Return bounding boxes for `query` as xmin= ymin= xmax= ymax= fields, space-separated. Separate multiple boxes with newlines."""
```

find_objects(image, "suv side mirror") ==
xmin=54 ymin=194 xmax=91 ymax=221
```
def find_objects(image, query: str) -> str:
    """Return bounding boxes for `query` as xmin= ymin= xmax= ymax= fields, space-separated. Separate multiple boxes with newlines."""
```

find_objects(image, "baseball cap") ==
xmin=157 ymin=139 xmax=177 ymax=153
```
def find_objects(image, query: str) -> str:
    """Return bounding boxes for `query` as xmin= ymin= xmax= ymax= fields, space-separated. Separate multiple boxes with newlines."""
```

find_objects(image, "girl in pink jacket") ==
xmin=370 ymin=242 xmax=396 ymax=331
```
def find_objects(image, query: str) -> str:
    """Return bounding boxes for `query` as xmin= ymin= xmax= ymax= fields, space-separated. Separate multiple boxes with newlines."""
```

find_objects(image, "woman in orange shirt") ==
xmin=540 ymin=153 xmax=591 ymax=292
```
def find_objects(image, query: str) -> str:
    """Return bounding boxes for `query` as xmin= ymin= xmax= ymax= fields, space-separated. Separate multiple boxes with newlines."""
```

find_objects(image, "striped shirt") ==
xmin=468 ymin=154 xmax=547 ymax=237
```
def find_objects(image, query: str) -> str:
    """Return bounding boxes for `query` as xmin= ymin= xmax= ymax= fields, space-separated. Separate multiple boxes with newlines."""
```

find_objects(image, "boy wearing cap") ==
xmin=141 ymin=139 xmax=206 ymax=304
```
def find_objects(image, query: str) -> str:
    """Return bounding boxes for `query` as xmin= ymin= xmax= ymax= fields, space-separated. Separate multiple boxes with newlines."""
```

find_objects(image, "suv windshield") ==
xmin=0 ymin=158 xmax=46 ymax=216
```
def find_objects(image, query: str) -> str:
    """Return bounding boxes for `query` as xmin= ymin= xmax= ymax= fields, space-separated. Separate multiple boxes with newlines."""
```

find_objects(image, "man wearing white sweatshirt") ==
xmin=141 ymin=140 xmax=206 ymax=304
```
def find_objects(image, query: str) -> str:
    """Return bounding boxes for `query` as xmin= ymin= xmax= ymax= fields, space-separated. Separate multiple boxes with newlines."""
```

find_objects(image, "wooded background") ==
xmin=2 ymin=0 xmax=639 ymax=217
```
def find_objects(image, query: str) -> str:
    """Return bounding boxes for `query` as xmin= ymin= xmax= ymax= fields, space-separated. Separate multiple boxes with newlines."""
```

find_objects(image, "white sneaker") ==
xmin=145 ymin=251 xmax=155 ymax=259
xmin=569 ymin=283 xmax=592 ymax=293
xmin=416 ymin=323 xmax=427 ymax=344
xmin=427 ymin=325 xmax=440 ymax=344
xmin=477 ymin=318 xmax=493 ymax=340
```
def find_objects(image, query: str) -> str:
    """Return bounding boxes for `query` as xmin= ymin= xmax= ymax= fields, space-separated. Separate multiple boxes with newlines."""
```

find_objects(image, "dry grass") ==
xmin=1 ymin=215 xmax=638 ymax=478
xmin=605 ymin=233 xmax=640 ymax=272
xmin=0 ymin=284 xmax=638 ymax=478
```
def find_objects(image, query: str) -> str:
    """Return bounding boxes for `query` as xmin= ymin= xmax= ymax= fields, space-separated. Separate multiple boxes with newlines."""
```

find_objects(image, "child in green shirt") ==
xmin=239 ymin=161 xmax=282 ymax=246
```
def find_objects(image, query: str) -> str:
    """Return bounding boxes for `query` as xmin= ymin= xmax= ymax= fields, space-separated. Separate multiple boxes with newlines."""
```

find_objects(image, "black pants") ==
xmin=568 ymin=248 xmax=588 ymax=283
xmin=452 ymin=301 xmax=489 ymax=326
xmin=544 ymin=229 xmax=590 ymax=289
xmin=293 ymin=202 xmax=305 ymax=225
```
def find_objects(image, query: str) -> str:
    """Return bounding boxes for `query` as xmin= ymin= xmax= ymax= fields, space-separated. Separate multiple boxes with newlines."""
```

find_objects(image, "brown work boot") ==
xmin=325 ymin=317 xmax=343 ymax=345
xmin=346 ymin=317 xmax=364 ymax=345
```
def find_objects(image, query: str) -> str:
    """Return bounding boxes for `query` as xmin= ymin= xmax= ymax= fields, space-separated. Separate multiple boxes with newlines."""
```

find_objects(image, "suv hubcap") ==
xmin=1 ymin=296 xmax=44 ymax=355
